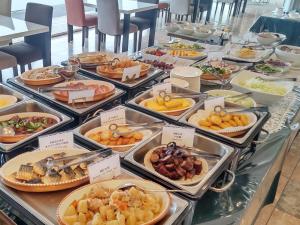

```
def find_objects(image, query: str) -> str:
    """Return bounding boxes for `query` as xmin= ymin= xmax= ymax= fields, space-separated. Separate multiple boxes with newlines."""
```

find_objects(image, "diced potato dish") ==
xmin=63 ymin=186 xmax=162 ymax=225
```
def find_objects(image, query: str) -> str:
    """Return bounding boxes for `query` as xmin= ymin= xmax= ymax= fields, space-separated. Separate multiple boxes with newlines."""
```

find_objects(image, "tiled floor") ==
xmin=2 ymin=1 xmax=300 ymax=224
xmin=254 ymin=135 xmax=300 ymax=225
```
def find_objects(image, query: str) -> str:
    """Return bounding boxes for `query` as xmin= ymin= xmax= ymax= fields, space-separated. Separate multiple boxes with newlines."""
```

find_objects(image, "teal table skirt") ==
xmin=250 ymin=16 xmax=300 ymax=47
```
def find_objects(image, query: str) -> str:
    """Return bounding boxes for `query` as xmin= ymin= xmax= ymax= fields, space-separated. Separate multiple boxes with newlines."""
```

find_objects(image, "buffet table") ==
xmin=250 ymin=15 xmax=300 ymax=46
xmin=0 ymin=36 xmax=300 ymax=225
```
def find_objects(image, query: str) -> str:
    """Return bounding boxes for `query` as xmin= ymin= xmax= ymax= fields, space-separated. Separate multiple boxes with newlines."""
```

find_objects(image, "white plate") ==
xmin=226 ymin=48 xmax=273 ymax=63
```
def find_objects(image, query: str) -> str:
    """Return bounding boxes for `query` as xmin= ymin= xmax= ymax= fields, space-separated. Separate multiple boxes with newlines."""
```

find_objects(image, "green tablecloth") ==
xmin=250 ymin=16 xmax=300 ymax=46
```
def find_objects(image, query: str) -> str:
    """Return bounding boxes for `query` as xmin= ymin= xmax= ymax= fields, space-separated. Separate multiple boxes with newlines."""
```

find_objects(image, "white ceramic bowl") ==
xmin=170 ymin=66 xmax=202 ymax=92
xmin=178 ymin=26 xmax=194 ymax=35
xmin=194 ymin=28 xmax=212 ymax=39
xmin=275 ymin=45 xmax=300 ymax=67
xmin=230 ymin=70 xmax=294 ymax=105
xmin=257 ymin=32 xmax=280 ymax=45
xmin=166 ymin=23 xmax=179 ymax=33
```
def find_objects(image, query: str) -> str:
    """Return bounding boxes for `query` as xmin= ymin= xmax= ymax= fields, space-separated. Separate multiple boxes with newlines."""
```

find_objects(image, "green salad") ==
xmin=255 ymin=64 xmax=281 ymax=74
xmin=197 ymin=65 xmax=227 ymax=75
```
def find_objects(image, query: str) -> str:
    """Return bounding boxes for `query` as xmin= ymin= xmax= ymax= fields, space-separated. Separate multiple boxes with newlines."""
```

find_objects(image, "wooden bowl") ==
xmin=139 ymin=98 xmax=195 ymax=116
xmin=96 ymin=62 xmax=151 ymax=79
xmin=0 ymin=148 xmax=90 ymax=192
xmin=57 ymin=179 xmax=171 ymax=225
xmin=201 ymin=71 xmax=232 ymax=80
xmin=52 ymin=80 xmax=115 ymax=103
xmin=20 ymin=66 xmax=63 ymax=86
xmin=0 ymin=112 xmax=60 ymax=143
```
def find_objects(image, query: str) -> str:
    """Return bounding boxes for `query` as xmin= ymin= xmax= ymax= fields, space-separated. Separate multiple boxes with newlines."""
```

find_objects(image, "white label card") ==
xmin=204 ymin=97 xmax=225 ymax=112
xmin=100 ymin=108 xmax=126 ymax=126
xmin=152 ymin=83 xmax=172 ymax=97
xmin=39 ymin=131 xmax=74 ymax=150
xmin=88 ymin=154 xmax=121 ymax=183
xmin=122 ymin=65 xmax=141 ymax=82
xmin=161 ymin=125 xmax=195 ymax=147
xmin=68 ymin=89 xmax=95 ymax=103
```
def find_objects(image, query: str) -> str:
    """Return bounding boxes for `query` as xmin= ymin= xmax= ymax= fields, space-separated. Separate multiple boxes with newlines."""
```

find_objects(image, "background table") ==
xmin=84 ymin=0 xmax=158 ymax=52
xmin=250 ymin=15 xmax=300 ymax=46
xmin=0 ymin=15 xmax=49 ymax=42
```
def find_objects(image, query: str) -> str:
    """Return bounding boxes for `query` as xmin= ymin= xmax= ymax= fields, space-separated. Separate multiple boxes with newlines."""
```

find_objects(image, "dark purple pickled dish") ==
xmin=150 ymin=142 xmax=203 ymax=181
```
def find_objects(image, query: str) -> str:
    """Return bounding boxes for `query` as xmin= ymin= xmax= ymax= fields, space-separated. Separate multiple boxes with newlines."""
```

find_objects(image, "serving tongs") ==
xmin=38 ymin=86 xmax=88 ymax=92
xmin=166 ymin=142 xmax=221 ymax=159
xmin=158 ymin=90 xmax=208 ymax=102
xmin=223 ymin=92 xmax=253 ymax=102
xmin=254 ymin=76 xmax=296 ymax=82
xmin=109 ymin=121 xmax=165 ymax=138
xmin=214 ymin=105 xmax=268 ymax=115
xmin=45 ymin=148 xmax=112 ymax=174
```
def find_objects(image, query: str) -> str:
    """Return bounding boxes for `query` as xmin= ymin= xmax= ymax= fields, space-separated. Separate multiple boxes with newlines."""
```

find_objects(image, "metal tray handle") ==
xmin=209 ymin=170 xmax=235 ymax=193
xmin=252 ymin=128 xmax=270 ymax=145
xmin=83 ymin=108 xmax=104 ymax=124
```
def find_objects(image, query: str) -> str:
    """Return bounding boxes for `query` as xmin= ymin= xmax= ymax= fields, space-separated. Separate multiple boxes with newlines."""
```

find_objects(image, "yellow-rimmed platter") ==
xmin=57 ymin=179 xmax=171 ymax=225
xmin=0 ymin=148 xmax=91 ymax=192
xmin=84 ymin=125 xmax=153 ymax=152
xmin=0 ymin=112 xmax=60 ymax=143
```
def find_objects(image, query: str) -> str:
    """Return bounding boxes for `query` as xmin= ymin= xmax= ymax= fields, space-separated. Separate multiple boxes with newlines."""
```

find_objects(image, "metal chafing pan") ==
xmin=6 ymin=74 xmax=125 ymax=119
xmin=179 ymin=103 xmax=271 ymax=148
xmin=0 ymin=84 xmax=29 ymax=111
xmin=124 ymin=132 xmax=235 ymax=199
xmin=126 ymin=84 xmax=206 ymax=123
xmin=78 ymin=66 xmax=164 ymax=90
xmin=0 ymin=145 xmax=190 ymax=225
xmin=73 ymin=106 xmax=163 ymax=158
xmin=0 ymin=100 xmax=72 ymax=153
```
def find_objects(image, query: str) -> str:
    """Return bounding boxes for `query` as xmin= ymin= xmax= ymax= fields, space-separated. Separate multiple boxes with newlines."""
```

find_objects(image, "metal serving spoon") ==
xmin=116 ymin=182 xmax=190 ymax=193
xmin=255 ymin=77 xmax=296 ymax=82
xmin=109 ymin=121 xmax=165 ymax=138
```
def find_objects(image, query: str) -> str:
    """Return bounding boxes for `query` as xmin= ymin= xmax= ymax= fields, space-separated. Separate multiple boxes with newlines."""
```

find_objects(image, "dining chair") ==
xmin=0 ymin=3 xmax=53 ymax=73
xmin=96 ymin=0 xmax=138 ymax=53
xmin=214 ymin=0 xmax=235 ymax=17
xmin=0 ymin=51 xmax=18 ymax=82
xmin=0 ymin=0 xmax=11 ymax=16
xmin=169 ymin=0 xmax=193 ymax=21
xmin=197 ymin=0 xmax=211 ymax=22
xmin=65 ymin=0 xmax=98 ymax=47
xmin=0 ymin=0 xmax=12 ymax=47
xmin=131 ymin=0 xmax=159 ymax=51
xmin=158 ymin=0 xmax=170 ymax=23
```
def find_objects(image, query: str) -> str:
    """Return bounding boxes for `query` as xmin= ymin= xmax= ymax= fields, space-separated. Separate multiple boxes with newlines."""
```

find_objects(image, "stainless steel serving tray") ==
xmin=0 ymin=100 xmax=72 ymax=153
xmin=0 ymin=146 xmax=190 ymax=225
xmin=124 ymin=132 xmax=235 ymax=199
xmin=73 ymin=106 xmax=163 ymax=158
xmin=0 ymin=84 xmax=29 ymax=111
xmin=78 ymin=66 xmax=164 ymax=90
xmin=126 ymin=84 xmax=206 ymax=123
xmin=179 ymin=103 xmax=271 ymax=148
xmin=7 ymin=74 xmax=125 ymax=117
